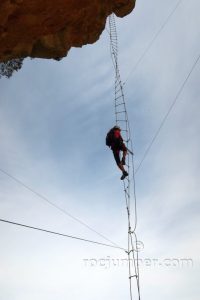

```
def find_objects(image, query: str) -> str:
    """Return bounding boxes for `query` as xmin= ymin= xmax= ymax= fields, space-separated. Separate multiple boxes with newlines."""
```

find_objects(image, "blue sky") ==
xmin=0 ymin=0 xmax=199 ymax=299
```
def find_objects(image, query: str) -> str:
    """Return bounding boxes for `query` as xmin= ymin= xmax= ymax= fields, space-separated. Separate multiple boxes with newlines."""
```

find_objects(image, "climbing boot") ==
xmin=120 ymin=171 xmax=128 ymax=180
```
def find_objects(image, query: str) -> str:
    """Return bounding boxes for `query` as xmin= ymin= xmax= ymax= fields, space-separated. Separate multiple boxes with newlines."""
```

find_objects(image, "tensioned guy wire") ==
xmin=135 ymin=51 xmax=200 ymax=174
xmin=0 ymin=167 xmax=121 ymax=248
xmin=0 ymin=218 xmax=126 ymax=251
xmin=124 ymin=0 xmax=184 ymax=84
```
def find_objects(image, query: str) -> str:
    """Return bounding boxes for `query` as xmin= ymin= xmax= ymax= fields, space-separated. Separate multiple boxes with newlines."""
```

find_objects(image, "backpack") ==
xmin=106 ymin=129 xmax=114 ymax=147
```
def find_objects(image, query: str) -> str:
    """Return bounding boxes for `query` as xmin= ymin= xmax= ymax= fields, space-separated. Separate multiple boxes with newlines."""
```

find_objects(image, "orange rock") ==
xmin=0 ymin=0 xmax=135 ymax=62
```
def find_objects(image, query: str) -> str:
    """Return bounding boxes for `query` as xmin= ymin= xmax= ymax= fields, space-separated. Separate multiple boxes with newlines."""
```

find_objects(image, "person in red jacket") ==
xmin=106 ymin=126 xmax=128 ymax=180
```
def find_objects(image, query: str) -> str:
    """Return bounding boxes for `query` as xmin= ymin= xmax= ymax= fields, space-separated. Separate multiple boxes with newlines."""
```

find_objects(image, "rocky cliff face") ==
xmin=0 ymin=0 xmax=135 ymax=62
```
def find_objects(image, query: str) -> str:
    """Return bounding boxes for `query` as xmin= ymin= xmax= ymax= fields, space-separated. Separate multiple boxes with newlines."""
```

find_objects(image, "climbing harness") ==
xmin=109 ymin=14 xmax=141 ymax=300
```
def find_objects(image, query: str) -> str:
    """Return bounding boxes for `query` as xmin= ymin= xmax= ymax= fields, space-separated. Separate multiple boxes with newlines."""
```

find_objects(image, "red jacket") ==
xmin=111 ymin=131 xmax=126 ymax=151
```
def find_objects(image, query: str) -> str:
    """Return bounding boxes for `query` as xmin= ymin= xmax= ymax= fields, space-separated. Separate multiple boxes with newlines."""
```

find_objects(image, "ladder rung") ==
xmin=115 ymin=80 xmax=122 ymax=88
xmin=116 ymin=111 xmax=126 ymax=114
xmin=115 ymin=95 xmax=123 ymax=101
xmin=115 ymin=88 xmax=122 ymax=94
xmin=115 ymin=103 xmax=124 ymax=107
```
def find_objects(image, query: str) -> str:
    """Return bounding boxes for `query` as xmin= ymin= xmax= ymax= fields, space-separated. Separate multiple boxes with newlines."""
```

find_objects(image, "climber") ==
xmin=106 ymin=126 xmax=128 ymax=180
